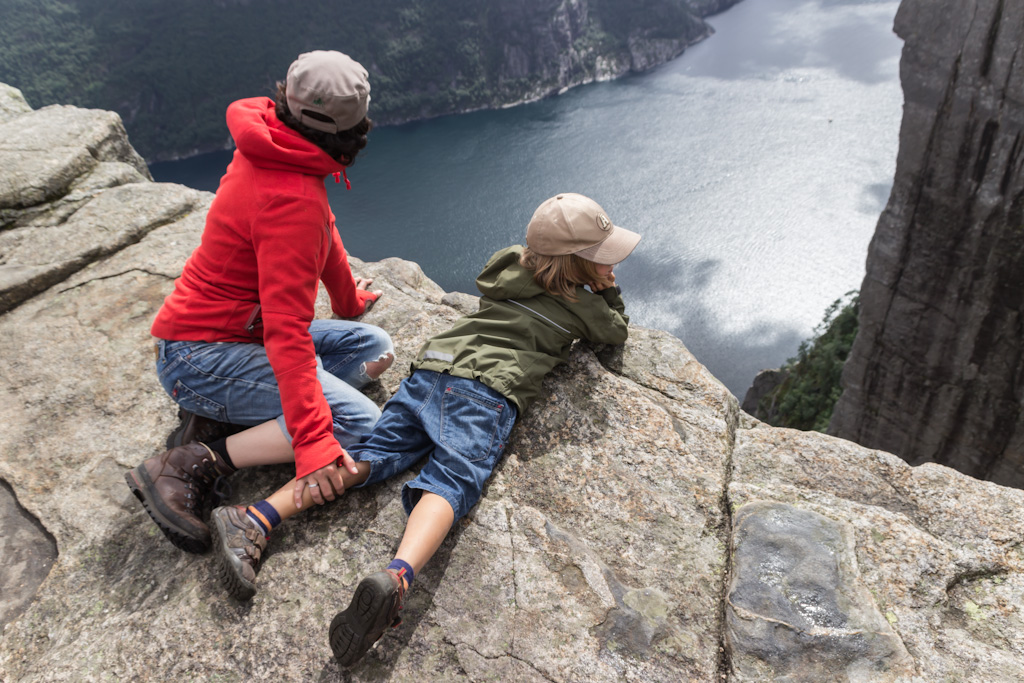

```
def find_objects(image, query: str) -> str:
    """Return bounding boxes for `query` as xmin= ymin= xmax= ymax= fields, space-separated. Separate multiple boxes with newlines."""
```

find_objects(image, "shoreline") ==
xmin=145 ymin=26 xmax=717 ymax=165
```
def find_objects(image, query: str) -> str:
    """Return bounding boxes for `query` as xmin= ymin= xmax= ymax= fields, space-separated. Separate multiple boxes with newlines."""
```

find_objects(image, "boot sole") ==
xmin=329 ymin=573 xmax=398 ymax=667
xmin=211 ymin=509 xmax=257 ymax=602
xmin=124 ymin=467 xmax=210 ymax=554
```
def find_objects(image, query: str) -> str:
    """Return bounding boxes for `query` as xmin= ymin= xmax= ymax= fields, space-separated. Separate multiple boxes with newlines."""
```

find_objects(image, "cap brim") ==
xmin=574 ymin=225 xmax=641 ymax=265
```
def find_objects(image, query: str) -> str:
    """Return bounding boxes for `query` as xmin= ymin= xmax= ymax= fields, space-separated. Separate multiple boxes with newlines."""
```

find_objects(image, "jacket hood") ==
xmin=226 ymin=97 xmax=344 ymax=177
xmin=475 ymin=246 xmax=546 ymax=301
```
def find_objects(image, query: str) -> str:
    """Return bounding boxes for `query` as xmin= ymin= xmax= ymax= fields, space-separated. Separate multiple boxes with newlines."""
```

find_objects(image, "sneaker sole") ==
xmin=329 ymin=574 xmax=397 ymax=667
xmin=211 ymin=509 xmax=257 ymax=602
xmin=124 ymin=467 xmax=209 ymax=554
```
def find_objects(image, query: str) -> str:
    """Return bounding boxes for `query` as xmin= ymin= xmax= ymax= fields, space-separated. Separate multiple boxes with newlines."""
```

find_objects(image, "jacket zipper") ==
xmin=245 ymin=303 xmax=262 ymax=334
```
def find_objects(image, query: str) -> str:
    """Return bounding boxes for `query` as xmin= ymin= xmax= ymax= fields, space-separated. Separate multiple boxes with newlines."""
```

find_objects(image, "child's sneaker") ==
xmin=329 ymin=570 xmax=406 ymax=667
xmin=211 ymin=505 xmax=268 ymax=601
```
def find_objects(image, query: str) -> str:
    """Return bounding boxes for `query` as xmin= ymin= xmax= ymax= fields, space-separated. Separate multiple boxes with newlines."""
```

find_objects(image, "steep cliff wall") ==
xmin=829 ymin=0 xmax=1024 ymax=486
xmin=5 ymin=84 xmax=1024 ymax=682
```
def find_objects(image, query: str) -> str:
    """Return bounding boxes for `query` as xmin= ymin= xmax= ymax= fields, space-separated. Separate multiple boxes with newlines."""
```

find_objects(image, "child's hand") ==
xmin=294 ymin=460 xmax=347 ymax=508
xmin=589 ymin=272 xmax=616 ymax=292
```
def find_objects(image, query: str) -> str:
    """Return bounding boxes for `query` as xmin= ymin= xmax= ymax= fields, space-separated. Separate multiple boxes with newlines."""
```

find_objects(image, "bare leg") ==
xmin=224 ymin=420 xmax=294 ymax=468
xmin=392 ymin=492 xmax=455 ymax=588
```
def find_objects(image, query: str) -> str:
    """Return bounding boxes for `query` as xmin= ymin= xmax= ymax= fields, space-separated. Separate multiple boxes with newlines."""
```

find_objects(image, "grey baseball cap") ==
xmin=526 ymin=193 xmax=641 ymax=265
xmin=286 ymin=50 xmax=371 ymax=133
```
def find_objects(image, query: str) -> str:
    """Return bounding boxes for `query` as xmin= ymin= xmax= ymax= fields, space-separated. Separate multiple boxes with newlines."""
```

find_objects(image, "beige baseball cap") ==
xmin=286 ymin=50 xmax=371 ymax=134
xmin=526 ymin=193 xmax=641 ymax=265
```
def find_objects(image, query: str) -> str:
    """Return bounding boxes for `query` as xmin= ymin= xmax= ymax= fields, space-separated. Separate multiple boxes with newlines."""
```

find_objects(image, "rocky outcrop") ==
xmin=740 ymin=367 xmax=787 ymax=422
xmin=473 ymin=0 xmax=709 ymax=108
xmin=0 ymin=87 xmax=165 ymax=315
xmin=4 ymin=87 xmax=1024 ymax=681
xmin=829 ymin=0 xmax=1024 ymax=487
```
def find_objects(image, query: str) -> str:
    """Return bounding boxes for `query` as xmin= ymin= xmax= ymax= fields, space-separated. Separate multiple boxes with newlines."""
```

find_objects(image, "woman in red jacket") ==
xmin=126 ymin=50 xmax=394 ymax=555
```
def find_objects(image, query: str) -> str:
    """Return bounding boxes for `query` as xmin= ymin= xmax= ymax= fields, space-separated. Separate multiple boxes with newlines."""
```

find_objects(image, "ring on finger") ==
xmin=308 ymin=483 xmax=319 ymax=488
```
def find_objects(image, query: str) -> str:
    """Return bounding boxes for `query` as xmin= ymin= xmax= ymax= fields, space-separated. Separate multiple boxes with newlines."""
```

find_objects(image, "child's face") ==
xmin=594 ymin=263 xmax=614 ymax=278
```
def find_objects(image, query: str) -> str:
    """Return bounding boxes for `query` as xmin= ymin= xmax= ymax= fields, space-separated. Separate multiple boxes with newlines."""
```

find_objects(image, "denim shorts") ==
xmin=155 ymin=319 xmax=393 ymax=448
xmin=349 ymin=370 xmax=517 ymax=521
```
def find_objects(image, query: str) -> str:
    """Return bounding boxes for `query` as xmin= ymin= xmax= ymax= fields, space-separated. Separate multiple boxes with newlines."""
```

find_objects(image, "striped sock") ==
xmin=246 ymin=500 xmax=281 ymax=538
xmin=387 ymin=559 xmax=415 ymax=588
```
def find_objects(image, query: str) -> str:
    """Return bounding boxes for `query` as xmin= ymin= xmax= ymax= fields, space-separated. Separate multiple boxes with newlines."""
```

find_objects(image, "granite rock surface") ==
xmin=3 ymin=79 xmax=1024 ymax=682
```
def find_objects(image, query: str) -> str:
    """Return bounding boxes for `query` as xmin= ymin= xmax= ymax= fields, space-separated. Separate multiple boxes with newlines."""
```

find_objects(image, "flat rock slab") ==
xmin=727 ymin=501 xmax=913 ymax=681
xmin=0 ymin=481 xmax=56 ymax=630
xmin=730 ymin=425 xmax=1024 ymax=681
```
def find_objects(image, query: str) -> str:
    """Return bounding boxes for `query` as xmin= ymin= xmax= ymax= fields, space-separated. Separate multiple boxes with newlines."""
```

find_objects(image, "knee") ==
xmin=362 ymin=352 xmax=394 ymax=380
xmin=369 ymin=327 xmax=394 ymax=355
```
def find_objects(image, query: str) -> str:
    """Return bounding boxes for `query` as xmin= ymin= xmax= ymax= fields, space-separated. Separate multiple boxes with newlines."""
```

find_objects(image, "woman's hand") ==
xmin=355 ymin=277 xmax=383 ymax=312
xmin=354 ymin=277 xmax=383 ymax=298
xmin=293 ymin=460 xmax=346 ymax=508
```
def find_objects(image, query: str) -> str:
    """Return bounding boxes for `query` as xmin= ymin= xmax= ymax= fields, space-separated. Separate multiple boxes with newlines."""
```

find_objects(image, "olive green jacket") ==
xmin=412 ymin=245 xmax=629 ymax=413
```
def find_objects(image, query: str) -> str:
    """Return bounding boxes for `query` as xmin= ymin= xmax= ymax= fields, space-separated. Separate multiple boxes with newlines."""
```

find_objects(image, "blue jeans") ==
xmin=155 ymin=320 xmax=393 ymax=448
xmin=350 ymin=370 xmax=517 ymax=521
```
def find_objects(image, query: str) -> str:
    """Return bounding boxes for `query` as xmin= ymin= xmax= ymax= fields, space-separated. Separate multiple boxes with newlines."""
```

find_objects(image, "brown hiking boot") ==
xmin=329 ymin=570 xmax=406 ymax=667
xmin=165 ymin=408 xmax=246 ymax=450
xmin=124 ymin=442 xmax=235 ymax=553
xmin=211 ymin=505 xmax=268 ymax=601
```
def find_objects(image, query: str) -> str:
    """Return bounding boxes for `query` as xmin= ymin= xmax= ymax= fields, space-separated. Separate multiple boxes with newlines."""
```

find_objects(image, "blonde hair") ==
xmin=520 ymin=247 xmax=614 ymax=302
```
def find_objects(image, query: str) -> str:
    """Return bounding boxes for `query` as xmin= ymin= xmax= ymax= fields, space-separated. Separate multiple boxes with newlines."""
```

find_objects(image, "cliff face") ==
xmin=829 ymin=0 xmax=1024 ymax=487
xmin=5 ymin=85 xmax=1024 ymax=682
xmin=0 ymin=0 xmax=741 ymax=161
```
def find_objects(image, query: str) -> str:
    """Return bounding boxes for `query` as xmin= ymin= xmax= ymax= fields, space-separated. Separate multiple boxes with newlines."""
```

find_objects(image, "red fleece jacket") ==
xmin=151 ymin=97 xmax=377 ymax=479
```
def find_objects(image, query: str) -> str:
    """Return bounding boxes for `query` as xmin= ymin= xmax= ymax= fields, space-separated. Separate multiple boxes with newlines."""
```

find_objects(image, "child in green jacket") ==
xmin=208 ymin=192 xmax=640 ymax=667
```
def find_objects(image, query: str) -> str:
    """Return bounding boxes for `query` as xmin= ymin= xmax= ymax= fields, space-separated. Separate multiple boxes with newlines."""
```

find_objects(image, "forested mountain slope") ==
xmin=0 ymin=0 xmax=739 ymax=160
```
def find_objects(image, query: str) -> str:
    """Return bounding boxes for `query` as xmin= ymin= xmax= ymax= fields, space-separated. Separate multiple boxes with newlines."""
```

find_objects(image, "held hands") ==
xmin=292 ymin=449 xmax=360 ymax=508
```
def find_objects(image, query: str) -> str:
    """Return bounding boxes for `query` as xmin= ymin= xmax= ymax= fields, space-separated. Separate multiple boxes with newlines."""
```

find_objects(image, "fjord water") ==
xmin=150 ymin=0 xmax=904 ymax=397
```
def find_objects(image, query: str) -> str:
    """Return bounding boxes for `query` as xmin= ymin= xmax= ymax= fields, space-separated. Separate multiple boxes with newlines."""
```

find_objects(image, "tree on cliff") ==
xmin=752 ymin=292 xmax=859 ymax=433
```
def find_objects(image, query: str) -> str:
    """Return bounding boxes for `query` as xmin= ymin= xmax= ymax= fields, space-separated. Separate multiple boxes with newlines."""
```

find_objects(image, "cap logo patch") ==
xmin=313 ymin=96 xmax=324 ymax=106
xmin=597 ymin=213 xmax=611 ymax=231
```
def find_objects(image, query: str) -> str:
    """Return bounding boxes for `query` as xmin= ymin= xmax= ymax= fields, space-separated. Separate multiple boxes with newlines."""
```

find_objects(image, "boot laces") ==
xmin=182 ymin=458 xmax=232 ymax=511
xmin=211 ymin=475 xmax=233 ymax=508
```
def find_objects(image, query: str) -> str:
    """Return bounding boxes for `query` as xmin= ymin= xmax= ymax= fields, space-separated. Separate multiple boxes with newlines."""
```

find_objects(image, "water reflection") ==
xmin=151 ymin=0 xmax=904 ymax=398
xmin=684 ymin=0 xmax=900 ymax=85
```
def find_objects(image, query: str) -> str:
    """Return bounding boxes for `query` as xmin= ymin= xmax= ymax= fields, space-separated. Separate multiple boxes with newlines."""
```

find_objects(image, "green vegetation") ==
xmin=0 ymin=0 xmax=708 ymax=161
xmin=593 ymin=0 xmax=704 ymax=41
xmin=0 ymin=0 xmax=99 ymax=105
xmin=757 ymin=291 xmax=860 ymax=432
